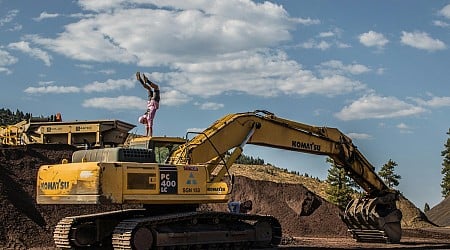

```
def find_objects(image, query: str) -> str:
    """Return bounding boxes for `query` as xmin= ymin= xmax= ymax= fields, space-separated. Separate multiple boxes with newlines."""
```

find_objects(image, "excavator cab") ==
xmin=127 ymin=136 xmax=187 ymax=163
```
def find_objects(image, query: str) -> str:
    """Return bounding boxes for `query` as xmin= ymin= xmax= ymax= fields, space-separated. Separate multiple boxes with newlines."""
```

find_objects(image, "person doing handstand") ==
xmin=136 ymin=72 xmax=160 ymax=137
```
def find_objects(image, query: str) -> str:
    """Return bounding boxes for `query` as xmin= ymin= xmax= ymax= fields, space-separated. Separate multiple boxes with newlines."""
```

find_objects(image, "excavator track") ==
xmin=53 ymin=209 xmax=147 ymax=249
xmin=112 ymin=211 xmax=282 ymax=249
xmin=54 ymin=217 xmax=75 ymax=248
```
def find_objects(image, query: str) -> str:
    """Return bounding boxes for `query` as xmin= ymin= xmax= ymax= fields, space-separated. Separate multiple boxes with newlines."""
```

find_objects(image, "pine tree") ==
xmin=441 ymin=129 xmax=450 ymax=198
xmin=378 ymin=159 xmax=401 ymax=188
xmin=235 ymin=153 xmax=265 ymax=165
xmin=0 ymin=108 xmax=32 ymax=126
xmin=325 ymin=158 xmax=355 ymax=209
xmin=424 ymin=203 xmax=430 ymax=213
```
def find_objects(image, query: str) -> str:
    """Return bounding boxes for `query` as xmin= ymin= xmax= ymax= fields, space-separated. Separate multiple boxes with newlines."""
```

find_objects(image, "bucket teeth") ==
xmin=342 ymin=196 xmax=402 ymax=243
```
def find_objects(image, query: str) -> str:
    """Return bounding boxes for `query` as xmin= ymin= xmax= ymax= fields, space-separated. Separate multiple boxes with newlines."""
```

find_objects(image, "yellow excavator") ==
xmin=36 ymin=110 xmax=402 ymax=249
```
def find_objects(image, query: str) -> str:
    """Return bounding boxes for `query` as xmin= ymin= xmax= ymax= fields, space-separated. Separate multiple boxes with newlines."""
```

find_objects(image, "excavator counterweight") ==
xmin=37 ymin=110 xmax=402 ymax=249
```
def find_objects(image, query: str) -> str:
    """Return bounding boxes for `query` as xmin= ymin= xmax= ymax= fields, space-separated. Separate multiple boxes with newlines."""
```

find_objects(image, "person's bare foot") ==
xmin=136 ymin=72 xmax=141 ymax=81
xmin=143 ymin=74 xmax=149 ymax=83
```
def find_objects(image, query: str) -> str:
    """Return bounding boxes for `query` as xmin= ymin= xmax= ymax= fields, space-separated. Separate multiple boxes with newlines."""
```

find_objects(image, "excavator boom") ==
xmin=169 ymin=110 xmax=389 ymax=196
xmin=168 ymin=110 xmax=402 ymax=242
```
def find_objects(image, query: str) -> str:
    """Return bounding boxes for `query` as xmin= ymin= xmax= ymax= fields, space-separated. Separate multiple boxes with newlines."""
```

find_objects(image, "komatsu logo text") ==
xmin=40 ymin=179 xmax=70 ymax=190
xmin=292 ymin=140 xmax=321 ymax=151
xmin=207 ymin=187 xmax=226 ymax=192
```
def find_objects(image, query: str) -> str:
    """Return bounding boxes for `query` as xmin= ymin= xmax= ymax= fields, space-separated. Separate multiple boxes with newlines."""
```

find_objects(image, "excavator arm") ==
xmin=169 ymin=110 xmax=388 ymax=196
xmin=168 ymin=110 xmax=402 ymax=243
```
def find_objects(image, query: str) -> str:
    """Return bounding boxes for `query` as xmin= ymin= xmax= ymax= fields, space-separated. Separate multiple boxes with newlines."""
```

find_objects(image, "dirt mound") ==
xmin=0 ymin=145 xmax=74 ymax=248
xmin=397 ymin=194 xmax=436 ymax=228
xmin=206 ymin=176 xmax=348 ymax=237
xmin=426 ymin=196 xmax=450 ymax=226
xmin=230 ymin=164 xmax=436 ymax=229
xmin=0 ymin=145 xmax=137 ymax=249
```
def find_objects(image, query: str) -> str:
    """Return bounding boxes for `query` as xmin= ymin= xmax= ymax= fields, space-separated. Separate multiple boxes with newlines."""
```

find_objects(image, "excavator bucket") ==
xmin=342 ymin=194 xmax=402 ymax=243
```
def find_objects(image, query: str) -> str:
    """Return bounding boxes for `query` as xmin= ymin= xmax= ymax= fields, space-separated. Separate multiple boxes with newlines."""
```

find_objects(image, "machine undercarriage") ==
xmin=53 ymin=209 xmax=282 ymax=249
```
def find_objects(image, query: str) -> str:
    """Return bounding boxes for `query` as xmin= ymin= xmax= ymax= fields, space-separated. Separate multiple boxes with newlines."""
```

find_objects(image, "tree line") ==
xmin=0 ymin=108 xmax=31 ymax=126
xmin=441 ymin=129 xmax=450 ymax=198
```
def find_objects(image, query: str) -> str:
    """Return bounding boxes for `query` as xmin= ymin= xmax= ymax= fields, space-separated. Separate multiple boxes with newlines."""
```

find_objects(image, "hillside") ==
xmin=229 ymin=164 xmax=329 ymax=199
xmin=426 ymin=196 xmax=450 ymax=226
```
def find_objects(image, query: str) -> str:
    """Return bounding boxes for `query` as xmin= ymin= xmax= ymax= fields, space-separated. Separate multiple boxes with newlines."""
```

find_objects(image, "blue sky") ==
xmin=1 ymin=0 xmax=450 ymax=209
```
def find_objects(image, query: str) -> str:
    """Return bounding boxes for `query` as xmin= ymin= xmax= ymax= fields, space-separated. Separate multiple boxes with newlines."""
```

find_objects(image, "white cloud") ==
xmin=99 ymin=69 xmax=116 ymax=75
xmin=196 ymin=102 xmax=224 ymax=110
xmin=162 ymin=89 xmax=192 ymax=106
xmin=25 ymin=78 xmax=134 ymax=94
xmin=347 ymin=133 xmax=373 ymax=140
xmin=160 ymin=49 xmax=366 ymax=98
xmin=400 ymin=31 xmax=446 ymax=51
xmin=37 ymin=81 xmax=55 ymax=86
xmin=0 ymin=50 xmax=18 ymax=65
xmin=24 ymin=77 xmax=189 ymax=108
xmin=292 ymin=17 xmax=320 ymax=25
xmin=376 ymin=68 xmax=385 ymax=75
xmin=0 ymin=9 xmax=22 ymax=31
xmin=336 ymin=42 xmax=351 ymax=49
xmin=396 ymin=123 xmax=410 ymax=130
xmin=397 ymin=123 xmax=413 ymax=134
xmin=439 ymin=4 xmax=450 ymax=19
xmin=299 ymin=40 xmax=331 ymax=50
xmin=289 ymin=74 xmax=365 ymax=97
xmin=30 ymin=0 xmax=305 ymax=66
xmin=433 ymin=20 xmax=450 ymax=27
xmin=8 ymin=41 xmax=52 ymax=66
xmin=78 ymin=0 xmax=138 ymax=12
xmin=24 ymin=85 xmax=80 ymax=94
xmin=0 ymin=67 xmax=12 ymax=74
xmin=318 ymin=28 xmax=342 ymax=38
xmin=78 ymin=0 xmax=319 ymax=27
xmin=0 ymin=49 xmax=18 ymax=74
xmin=16 ymin=1 xmax=353 ymax=105
xmin=358 ymin=31 xmax=389 ymax=48
xmin=318 ymin=31 xmax=334 ymax=38
xmin=83 ymin=79 xmax=134 ymax=93
xmin=82 ymin=96 xmax=144 ymax=110
xmin=0 ymin=9 xmax=19 ymax=26
xmin=75 ymin=64 xmax=94 ymax=69
xmin=33 ymin=12 xmax=60 ymax=21
xmin=68 ymin=13 xmax=96 ymax=19
xmin=28 ymin=0 xmax=320 ymax=68
xmin=75 ymin=64 xmax=115 ymax=74
xmin=8 ymin=23 xmax=22 ymax=32
xmin=318 ymin=60 xmax=371 ymax=76
xmin=413 ymin=96 xmax=450 ymax=107
xmin=19 ymin=1 xmax=365 ymax=105
xmin=335 ymin=94 xmax=426 ymax=121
